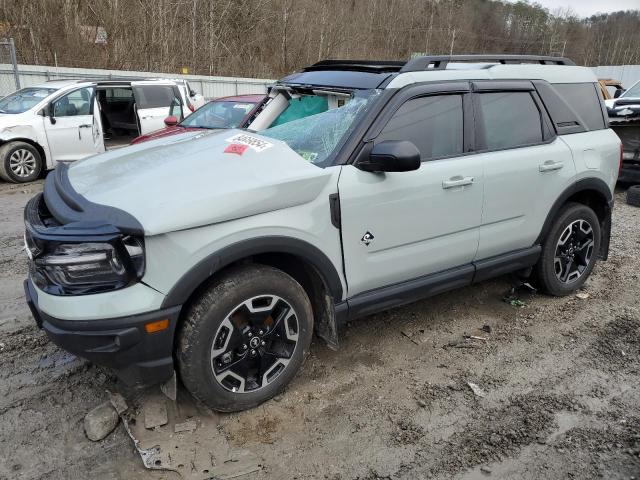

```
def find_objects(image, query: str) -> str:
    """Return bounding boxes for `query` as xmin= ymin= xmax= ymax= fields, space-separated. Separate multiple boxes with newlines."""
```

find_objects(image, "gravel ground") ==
xmin=0 ymin=179 xmax=639 ymax=480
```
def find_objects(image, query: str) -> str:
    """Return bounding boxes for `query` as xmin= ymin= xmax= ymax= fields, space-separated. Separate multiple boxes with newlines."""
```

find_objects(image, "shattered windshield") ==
xmin=0 ymin=87 xmax=58 ymax=114
xmin=260 ymin=90 xmax=380 ymax=167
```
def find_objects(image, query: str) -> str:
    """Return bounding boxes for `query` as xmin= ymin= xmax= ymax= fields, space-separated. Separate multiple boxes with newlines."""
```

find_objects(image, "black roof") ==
xmin=278 ymin=55 xmax=576 ymax=90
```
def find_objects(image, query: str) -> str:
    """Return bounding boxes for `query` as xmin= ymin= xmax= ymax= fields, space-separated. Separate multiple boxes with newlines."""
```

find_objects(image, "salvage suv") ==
xmin=23 ymin=55 xmax=621 ymax=412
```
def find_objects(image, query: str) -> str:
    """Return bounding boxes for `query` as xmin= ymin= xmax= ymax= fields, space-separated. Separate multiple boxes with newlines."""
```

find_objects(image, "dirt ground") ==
xmin=0 ymin=178 xmax=639 ymax=480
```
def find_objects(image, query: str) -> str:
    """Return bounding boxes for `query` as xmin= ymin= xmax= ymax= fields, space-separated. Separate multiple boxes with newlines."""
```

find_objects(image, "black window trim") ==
xmin=354 ymin=81 xmax=473 ymax=164
xmin=471 ymin=81 xmax=557 ymax=154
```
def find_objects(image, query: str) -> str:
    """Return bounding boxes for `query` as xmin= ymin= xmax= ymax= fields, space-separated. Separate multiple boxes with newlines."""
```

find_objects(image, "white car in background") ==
xmin=0 ymin=78 xmax=197 ymax=183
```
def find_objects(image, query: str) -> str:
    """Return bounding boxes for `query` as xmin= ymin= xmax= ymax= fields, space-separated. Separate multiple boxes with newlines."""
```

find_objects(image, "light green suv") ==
xmin=24 ymin=55 xmax=621 ymax=411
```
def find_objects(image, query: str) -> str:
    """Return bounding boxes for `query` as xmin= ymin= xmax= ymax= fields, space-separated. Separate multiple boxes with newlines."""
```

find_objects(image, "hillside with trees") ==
xmin=2 ymin=0 xmax=640 ymax=77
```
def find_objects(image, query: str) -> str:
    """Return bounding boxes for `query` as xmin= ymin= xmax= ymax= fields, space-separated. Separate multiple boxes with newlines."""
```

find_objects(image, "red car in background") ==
xmin=130 ymin=94 xmax=266 ymax=144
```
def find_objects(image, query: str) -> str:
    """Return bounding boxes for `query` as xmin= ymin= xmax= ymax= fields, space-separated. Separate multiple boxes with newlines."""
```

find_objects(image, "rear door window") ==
xmin=377 ymin=94 xmax=464 ymax=160
xmin=134 ymin=85 xmax=176 ymax=108
xmin=477 ymin=92 xmax=543 ymax=150
xmin=552 ymin=83 xmax=605 ymax=131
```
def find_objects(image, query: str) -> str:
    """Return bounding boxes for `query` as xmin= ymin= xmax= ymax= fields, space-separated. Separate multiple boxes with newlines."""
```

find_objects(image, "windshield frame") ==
xmin=621 ymin=80 xmax=640 ymax=99
xmin=0 ymin=87 xmax=59 ymax=114
xmin=257 ymin=86 xmax=387 ymax=168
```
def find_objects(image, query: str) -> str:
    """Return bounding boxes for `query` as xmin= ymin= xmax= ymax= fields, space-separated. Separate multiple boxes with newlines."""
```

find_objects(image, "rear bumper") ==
xmin=24 ymin=278 xmax=180 ymax=387
xmin=619 ymin=163 xmax=640 ymax=184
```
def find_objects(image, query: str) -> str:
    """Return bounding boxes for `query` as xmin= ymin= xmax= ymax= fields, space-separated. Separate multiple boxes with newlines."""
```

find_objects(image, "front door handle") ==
xmin=442 ymin=175 xmax=474 ymax=189
xmin=78 ymin=124 xmax=92 ymax=140
xmin=539 ymin=160 xmax=564 ymax=172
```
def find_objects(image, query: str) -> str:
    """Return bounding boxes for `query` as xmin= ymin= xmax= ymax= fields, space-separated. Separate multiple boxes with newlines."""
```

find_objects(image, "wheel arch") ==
xmin=0 ymin=137 xmax=47 ymax=170
xmin=536 ymin=178 xmax=613 ymax=259
xmin=162 ymin=236 xmax=345 ymax=349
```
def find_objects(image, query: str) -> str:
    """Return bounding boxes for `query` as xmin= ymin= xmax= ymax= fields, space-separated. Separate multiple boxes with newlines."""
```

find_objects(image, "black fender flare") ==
xmin=535 ymin=177 xmax=613 ymax=257
xmin=161 ymin=236 xmax=344 ymax=308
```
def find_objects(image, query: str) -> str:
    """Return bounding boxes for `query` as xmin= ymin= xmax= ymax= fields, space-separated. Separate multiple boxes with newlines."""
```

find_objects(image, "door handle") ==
xmin=442 ymin=175 xmax=474 ymax=189
xmin=78 ymin=124 xmax=92 ymax=140
xmin=539 ymin=160 xmax=563 ymax=172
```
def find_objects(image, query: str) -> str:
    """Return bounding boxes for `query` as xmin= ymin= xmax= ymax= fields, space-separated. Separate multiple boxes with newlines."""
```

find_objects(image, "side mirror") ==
xmin=164 ymin=115 xmax=178 ymax=126
xmin=43 ymin=104 xmax=56 ymax=124
xmin=189 ymin=89 xmax=197 ymax=97
xmin=614 ymin=88 xmax=626 ymax=99
xmin=357 ymin=140 xmax=421 ymax=173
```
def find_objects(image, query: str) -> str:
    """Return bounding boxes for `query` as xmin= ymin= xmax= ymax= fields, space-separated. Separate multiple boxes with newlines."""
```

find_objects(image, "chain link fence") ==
xmin=0 ymin=38 xmax=20 ymax=94
xmin=0 ymin=37 xmax=273 ymax=99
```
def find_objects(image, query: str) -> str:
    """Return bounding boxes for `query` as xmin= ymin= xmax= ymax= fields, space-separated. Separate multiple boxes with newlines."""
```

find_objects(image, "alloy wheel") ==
xmin=9 ymin=149 xmax=37 ymax=178
xmin=554 ymin=219 xmax=595 ymax=283
xmin=210 ymin=295 xmax=299 ymax=393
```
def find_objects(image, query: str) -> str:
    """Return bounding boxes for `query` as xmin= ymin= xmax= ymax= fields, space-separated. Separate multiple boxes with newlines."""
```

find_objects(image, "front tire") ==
xmin=533 ymin=202 xmax=601 ymax=296
xmin=0 ymin=141 xmax=43 ymax=183
xmin=177 ymin=264 xmax=314 ymax=412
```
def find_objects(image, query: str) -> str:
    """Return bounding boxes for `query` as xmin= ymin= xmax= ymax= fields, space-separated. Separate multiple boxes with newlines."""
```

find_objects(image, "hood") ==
xmin=66 ymin=129 xmax=333 ymax=235
xmin=130 ymin=125 xmax=203 ymax=144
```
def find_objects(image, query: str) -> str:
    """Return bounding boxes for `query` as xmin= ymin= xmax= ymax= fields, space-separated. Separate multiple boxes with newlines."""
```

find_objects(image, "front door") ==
xmin=44 ymin=86 xmax=102 ymax=163
xmin=338 ymin=92 xmax=483 ymax=296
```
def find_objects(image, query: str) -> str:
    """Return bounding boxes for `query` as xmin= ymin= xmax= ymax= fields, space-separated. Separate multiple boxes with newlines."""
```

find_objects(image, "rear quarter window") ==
xmin=551 ymin=83 xmax=605 ymax=131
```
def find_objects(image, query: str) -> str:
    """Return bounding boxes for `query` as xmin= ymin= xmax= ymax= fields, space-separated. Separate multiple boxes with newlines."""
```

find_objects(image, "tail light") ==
xmin=188 ymin=103 xmax=195 ymax=112
xmin=619 ymin=142 xmax=624 ymax=176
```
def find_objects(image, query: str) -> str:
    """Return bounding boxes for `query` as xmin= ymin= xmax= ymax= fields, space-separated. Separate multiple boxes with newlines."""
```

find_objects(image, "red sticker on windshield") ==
xmin=224 ymin=143 xmax=249 ymax=155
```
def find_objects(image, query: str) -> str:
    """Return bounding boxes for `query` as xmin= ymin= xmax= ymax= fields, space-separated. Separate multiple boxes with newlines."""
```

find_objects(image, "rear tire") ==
xmin=0 ymin=141 xmax=43 ymax=183
xmin=626 ymin=185 xmax=640 ymax=207
xmin=533 ymin=202 xmax=600 ymax=296
xmin=177 ymin=264 xmax=314 ymax=412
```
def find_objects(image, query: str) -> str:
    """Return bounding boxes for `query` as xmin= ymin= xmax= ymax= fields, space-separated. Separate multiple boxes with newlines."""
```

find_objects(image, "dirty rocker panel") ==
xmin=344 ymin=246 xmax=541 ymax=322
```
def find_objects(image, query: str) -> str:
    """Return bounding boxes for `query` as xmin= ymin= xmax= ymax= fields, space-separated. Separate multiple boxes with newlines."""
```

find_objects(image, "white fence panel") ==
xmin=592 ymin=65 xmax=640 ymax=89
xmin=0 ymin=63 xmax=275 ymax=98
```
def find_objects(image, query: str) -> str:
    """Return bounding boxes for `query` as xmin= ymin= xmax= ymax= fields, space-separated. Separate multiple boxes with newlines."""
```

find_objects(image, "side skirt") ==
xmin=340 ymin=246 xmax=540 ymax=322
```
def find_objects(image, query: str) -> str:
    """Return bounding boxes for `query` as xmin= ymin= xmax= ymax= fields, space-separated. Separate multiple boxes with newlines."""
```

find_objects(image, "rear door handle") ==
xmin=539 ymin=160 xmax=564 ymax=172
xmin=442 ymin=175 xmax=474 ymax=189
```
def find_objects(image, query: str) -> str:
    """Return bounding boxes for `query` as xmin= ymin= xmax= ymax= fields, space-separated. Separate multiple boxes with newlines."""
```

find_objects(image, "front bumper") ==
xmin=24 ymin=278 xmax=181 ymax=387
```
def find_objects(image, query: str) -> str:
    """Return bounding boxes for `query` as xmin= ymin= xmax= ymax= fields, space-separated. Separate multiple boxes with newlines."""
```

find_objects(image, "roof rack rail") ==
xmin=305 ymin=59 xmax=405 ymax=73
xmin=400 ymin=55 xmax=576 ymax=72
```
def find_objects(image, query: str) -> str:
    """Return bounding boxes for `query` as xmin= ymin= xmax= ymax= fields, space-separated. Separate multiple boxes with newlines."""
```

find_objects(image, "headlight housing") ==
xmin=27 ymin=233 xmax=145 ymax=296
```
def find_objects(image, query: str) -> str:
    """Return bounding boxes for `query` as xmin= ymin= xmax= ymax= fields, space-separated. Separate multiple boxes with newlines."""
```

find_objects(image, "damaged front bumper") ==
xmin=24 ymin=277 xmax=180 ymax=387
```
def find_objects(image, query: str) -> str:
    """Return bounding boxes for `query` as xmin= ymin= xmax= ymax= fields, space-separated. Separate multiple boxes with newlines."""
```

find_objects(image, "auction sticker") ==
xmin=224 ymin=143 xmax=249 ymax=155
xmin=225 ymin=133 xmax=273 ymax=153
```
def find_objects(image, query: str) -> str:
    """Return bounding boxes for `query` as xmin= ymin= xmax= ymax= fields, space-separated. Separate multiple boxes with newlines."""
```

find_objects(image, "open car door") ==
xmin=44 ymin=85 xmax=104 ymax=163
xmin=131 ymin=81 xmax=183 ymax=134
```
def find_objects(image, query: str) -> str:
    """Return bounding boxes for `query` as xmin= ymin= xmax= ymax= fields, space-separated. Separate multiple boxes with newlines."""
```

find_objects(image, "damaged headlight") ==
xmin=30 ymin=236 xmax=145 ymax=295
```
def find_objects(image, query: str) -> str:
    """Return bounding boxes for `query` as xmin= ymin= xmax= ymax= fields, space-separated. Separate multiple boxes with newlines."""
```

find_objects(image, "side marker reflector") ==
xmin=145 ymin=319 xmax=169 ymax=334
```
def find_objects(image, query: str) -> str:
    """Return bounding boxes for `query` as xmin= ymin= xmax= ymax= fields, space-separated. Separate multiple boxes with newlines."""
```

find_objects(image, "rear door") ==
xmin=472 ymin=81 xmax=576 ymax=260
xmin=338 ymin=84 xmax=484 ymax=296
xmin=132 ymin=82 xmax=182 ymax=134
xmin=44 ymin=85 xmax=102 ymax=163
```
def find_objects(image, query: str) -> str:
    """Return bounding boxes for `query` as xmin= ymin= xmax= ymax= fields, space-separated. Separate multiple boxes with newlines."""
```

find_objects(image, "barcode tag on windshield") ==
xmin=225 ymin=133 xmax=273 ymax=153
